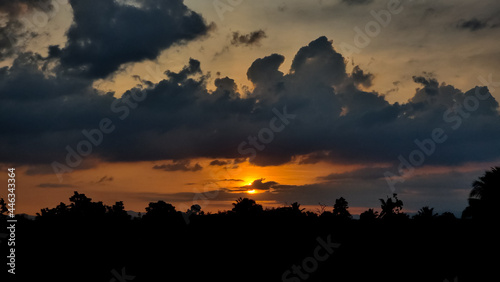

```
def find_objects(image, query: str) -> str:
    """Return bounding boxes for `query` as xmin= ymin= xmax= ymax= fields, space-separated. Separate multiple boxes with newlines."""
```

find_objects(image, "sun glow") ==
xmin=247 ymin=189 xmax=256 ymax=194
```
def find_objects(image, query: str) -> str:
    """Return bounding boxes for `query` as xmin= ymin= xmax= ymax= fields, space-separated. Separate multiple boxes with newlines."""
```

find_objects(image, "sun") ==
xmin=247 ymin=189 xmax=256 ymax=194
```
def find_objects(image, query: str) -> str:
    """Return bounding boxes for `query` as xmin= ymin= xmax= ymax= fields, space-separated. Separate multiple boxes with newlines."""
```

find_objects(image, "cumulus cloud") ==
xmin=50 ymin=0 xmax=211 ymax=79
xmin=1 ymin=35 xmax=499 ymax=173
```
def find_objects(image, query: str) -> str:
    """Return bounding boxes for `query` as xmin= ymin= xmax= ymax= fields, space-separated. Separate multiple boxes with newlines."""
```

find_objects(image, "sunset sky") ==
xmin=1 ymin=0 xmax=500 ymax=216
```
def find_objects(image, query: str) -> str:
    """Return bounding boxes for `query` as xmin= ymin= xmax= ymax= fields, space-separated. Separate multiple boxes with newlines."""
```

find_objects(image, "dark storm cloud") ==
xmin=246 ymin=53 xmax=285 ymax=85
xmin=230 ymin=30 xmax=267 ymax=46
xmin=1 ymin=36 xmax=500 ymax=172
xmin=351 ymin=65 xmax=374 ymax=88
xmin=50 ymin=0 xmax=211 ymax=79
xmin=153 ymin=160 xmax=203 ymax=172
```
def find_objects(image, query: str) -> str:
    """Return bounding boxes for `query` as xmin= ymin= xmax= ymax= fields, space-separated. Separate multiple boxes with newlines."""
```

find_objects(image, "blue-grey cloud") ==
xmin=0 ymin=36 xmax=499 ymax=172
xmin=50 ymin=0 xmax=211 ymax=79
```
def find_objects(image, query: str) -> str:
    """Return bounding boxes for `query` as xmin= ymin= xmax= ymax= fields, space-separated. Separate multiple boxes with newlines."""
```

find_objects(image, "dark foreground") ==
xmin=1 ymin=213 xmax=497 ymax=282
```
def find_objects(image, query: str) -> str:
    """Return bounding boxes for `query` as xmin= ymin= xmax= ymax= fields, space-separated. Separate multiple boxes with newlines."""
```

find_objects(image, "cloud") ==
xmin=244 ymin=178 xmax=279 ymax=191
xmin=230 ymin=30 xmax=267 ymax=46
xmin=317 ymin=167 xmax=391 ymax=182
xmin=50 ymin=0 xmax=211 ymax=79
xmin=220 ymin=179 xmax=244 ymax=182
xmin=0 ymin=0 xmax=54 ymax=59
xmin=153 ymin=160 xmax=203 ymax=172
xmin=351 ymin=65 xmax=374 ymax=88
xmin=209 ymin=160 xmax=231 ymax=166
xmin=37 ymin=183 xmax=76 ymax=188
xmin=96 ymin=175 xmax=114 ymax=183
xmin=341 ymin=0 xmax=374 ymax=6
xmin=456 ymin=18 xmax=489 ymax=31
xmin=1 ymin=36 xmax=500 ymax=172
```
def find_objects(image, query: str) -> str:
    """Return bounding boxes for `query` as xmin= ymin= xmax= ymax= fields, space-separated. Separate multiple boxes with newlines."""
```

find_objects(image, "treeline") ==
xmin=2 ymin=166 xmax=500 ymax=222
xmin=0 ymin=167 xmax=497 ymax=282
xmin=5 ymin=192 xmax=460 ymax=223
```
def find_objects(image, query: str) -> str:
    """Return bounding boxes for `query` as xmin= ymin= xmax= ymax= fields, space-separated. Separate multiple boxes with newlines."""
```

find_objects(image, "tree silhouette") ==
xmin=232 ymin=197 xmax=263 ymax=215
xmin=274 ymin=202 xmax=305 ymax=216
xmin=332 ymin=197 xmax=352 ymax=220
xmin=413 ymin=206 xmax=438 ymax=220
xmin=107 ymin=201 xmax=131 ymax=220
xmin=18 ymin=188 xmax=496 ymax=281
xmin=188 ymin=204 xmax=202 ymax=215
xmin=37 ymin=202 xmax=70 ymax=218
xmin=291 ymin=202 xmax=305 ymax=215
xmin=359 ymin=208 xmax=378 ymax=221
xmin=144 ymin=200 xmax=177 ymax=218
xmin=69 ymin=191 xmax=107 ymax=218
xmin=462 ymin=167 xmax=500 ymax=219
xmin=379 ymin=193 xmax=406 ymax=219
xmin=0 ymin=198 xmax=7 ymax=217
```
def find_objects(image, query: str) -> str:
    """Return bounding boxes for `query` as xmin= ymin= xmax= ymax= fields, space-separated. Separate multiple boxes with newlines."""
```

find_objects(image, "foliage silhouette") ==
xmin=332 ymin=197 xmax=352 ymax=220
xmin=359 ymin=208 xmax=378 ymax=221
xmin=5 ymin=168 xmax=498 ymax=282
xmin=0 ymin=197 xmax=7 ymax=216
xmin=232 ymin=197 xmax=263 ymax=215
xmin=379 ymin=193 xmax=408 ymax=220
xmin=413 ymin=206 xmax=438 ymax=220
xmin=462 ymin=166 xmax=500 ymax=219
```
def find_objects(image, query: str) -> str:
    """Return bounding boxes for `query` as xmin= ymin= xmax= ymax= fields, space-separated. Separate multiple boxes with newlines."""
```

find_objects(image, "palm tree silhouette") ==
xmin=462 ymin=166 xmax=500 ymax=219
xmin=290 ymin=202 xmax=305 ymax=215
xmin=413 ymin=206 xmax=438 ymax=220
xmin=232 ymin=197 xmax=263 ymax=215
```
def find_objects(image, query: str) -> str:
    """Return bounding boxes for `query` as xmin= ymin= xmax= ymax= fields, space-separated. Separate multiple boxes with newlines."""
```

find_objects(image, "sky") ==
xmin=1 ymin=0 xmax=500 ymax=216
